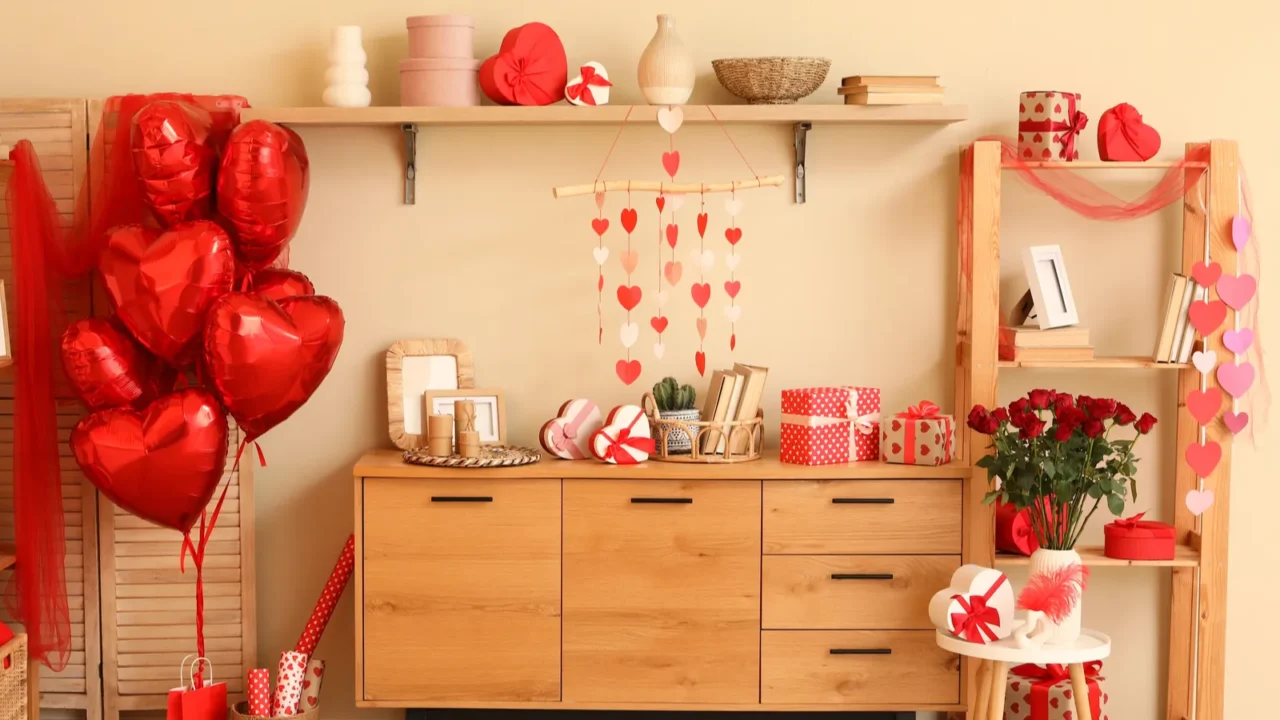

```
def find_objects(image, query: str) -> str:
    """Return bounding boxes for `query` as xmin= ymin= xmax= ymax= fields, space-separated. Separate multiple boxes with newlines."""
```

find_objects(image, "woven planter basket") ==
xmin=712 ymin=57 xmax=831 ymax=104
xmin=0 ymin=635 xmax=28 ymax=720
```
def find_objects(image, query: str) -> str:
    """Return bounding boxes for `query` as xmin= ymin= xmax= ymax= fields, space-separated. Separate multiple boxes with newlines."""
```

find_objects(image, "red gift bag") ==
xmin=167 ymin=657 xmax=228 ymax=720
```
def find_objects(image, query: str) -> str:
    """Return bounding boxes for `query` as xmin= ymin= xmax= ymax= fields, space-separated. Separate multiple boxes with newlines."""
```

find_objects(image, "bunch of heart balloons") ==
xmin=61 ymin=100 xmax=345 ymax=535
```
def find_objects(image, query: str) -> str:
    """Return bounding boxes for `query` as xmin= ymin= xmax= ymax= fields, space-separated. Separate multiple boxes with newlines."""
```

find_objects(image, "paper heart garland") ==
xmin=650 ymin=316 xmax=669 ymax=334
xmin=653 ymin=342 xmax=665 ymax=359
xmin=1097 ymin=103 xmax=1161 ymax=162
xmin=616 ymin=284 xmax=643 ymax=311
xmin=657 ymin=105 xmax=684 ymax=134
xmin=478 ymin=22 xmax=567 ymax=106
xmin=661 ymin=151 xmax=680 ymax=178
xmin=589 ymin=404 xmax=654 ymax=464
xmin=927 ymin=564 xmax=1016 ymax=644
xmin=1187 ymin=388 xmax=1223 ymax=426
xmin=71 ymin=388 xmax=229 ymax=533
xmin=615 ymin=359 xmax=642 ymax=385
xmin=620 ymin=207 xmax=638 ymax=234
xmin=1233 ymin=215 xmax=1251 ymax=251
xmin=691 ymin=283 xmax=711 ymax=308
xmin=725 ymin=197 xmax=743 ymax=217
xmin=1185 ymin=489 xmax=1215 ymax=516
xmin=564 ymin=61 xmax=611 ymax=106
xmin=539 ymin=399 xmax=604 ymax=460
xmin=665 ymin=223 xmax=679 ymax=248
xmin=60 ymin=319 xmax=175 ymax=412
xmin=1188 ymin=299 xmax=1227 ymax=335
xmin=620 ymin=251 xmax=640 ymax=275
xmin=724 ymin=305 xmax=743 ymax=323
xmin=1223 ymin=328 xmax=1254 ymax=354
xmin=1191 ymin=350 xmax=1217 ymax=375
xmin=664 ymin=261 xmax=682 ymax=285
xmin=593 ymin=247 xmax=609 ymax=266
xmin=1216 ymin=273 xmax=1256 ymax=310
xmin=1223 ymin=411 xmax=1250 ymax=434
xmin=619 ymin=322 xmax=639 ymax=348
xmin=1217 ymin=361 xmax=1255 ymax=398
xmin=1185 ymin=441 xmax=1222 ymax=477
xmin=1191 ymin=261 xmax=1222 ymax=287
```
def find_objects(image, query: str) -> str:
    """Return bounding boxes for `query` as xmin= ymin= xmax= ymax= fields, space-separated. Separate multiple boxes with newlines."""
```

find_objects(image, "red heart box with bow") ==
xmin=479 ymin=22 xmax=568 ymax=106
xmin=1098 ymin=103 xmax=1161 ymax=161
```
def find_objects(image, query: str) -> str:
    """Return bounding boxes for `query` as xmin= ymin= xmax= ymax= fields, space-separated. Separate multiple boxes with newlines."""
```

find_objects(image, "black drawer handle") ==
xmin=830 ymin=648 xmax=893 ymax=655
xmin=831 ymin=497 xmax=895 ymax=504
xmin=831 ymin=573 xmax=895 ymax=581
xmin=430 ymin=496 xmax=493 ymax=503
xmin=630 ymin=497 xmax=693 ymax=504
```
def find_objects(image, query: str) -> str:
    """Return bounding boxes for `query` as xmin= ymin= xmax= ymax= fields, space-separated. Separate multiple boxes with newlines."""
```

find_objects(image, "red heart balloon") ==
xmin=217 ymin=120 xmax=310 ymax=270
xmin=251 ymin=268 xmax=316 ymax=303
xmin=71 ymin=389 xmax=229 ymax=533
xmin=131 ymin=100 xmax=219 ymax=227
xmin=61 ymin=318 xmax=175 ymax=411
xmin=100 ymin=221 xmax=235 ymax=364
xmin=204 ymin=294 xmax=345 ymax=439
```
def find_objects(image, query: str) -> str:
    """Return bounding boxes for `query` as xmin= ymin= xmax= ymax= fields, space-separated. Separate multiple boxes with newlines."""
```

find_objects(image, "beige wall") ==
xmin=4 ymin=0 xmax=1278 ymax=717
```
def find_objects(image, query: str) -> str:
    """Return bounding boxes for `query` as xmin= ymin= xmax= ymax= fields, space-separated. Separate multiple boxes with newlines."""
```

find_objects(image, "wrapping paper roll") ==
xmin=296 ymin=534 xmax=355 ymax=656
xmin=298 ymin=659 xmax=325 ymax=712
xmin=247 ymin=668 xmax=271 ymax=716
xmin=270 ymin=651 xmax=307 ymax=716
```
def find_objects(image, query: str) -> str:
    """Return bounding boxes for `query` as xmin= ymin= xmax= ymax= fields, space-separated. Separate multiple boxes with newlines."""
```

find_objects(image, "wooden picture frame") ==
xmin=1021 ymin=244 xmax=1079 ymax=329
xmin=423 ymin=389 xmax=507 ymax=445
xmin=386 ymin=338 xmax=475 ymax=449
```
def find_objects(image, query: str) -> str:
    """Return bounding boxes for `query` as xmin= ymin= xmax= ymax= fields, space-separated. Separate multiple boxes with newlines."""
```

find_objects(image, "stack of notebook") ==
xmin=700 ymin=363 xmax=769 ymax=455
xmin=1153 ymin=273 xmax=1202 ymax=363
xmin=837 ymin=75 xmax=944 ymax=105
xmin=999 ymin=325 xmax=1094 ymax=362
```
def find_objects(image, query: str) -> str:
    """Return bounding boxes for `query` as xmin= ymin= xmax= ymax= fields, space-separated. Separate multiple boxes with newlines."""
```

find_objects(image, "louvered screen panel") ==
xmin=0 ymin=99 xmax=101 ymax=718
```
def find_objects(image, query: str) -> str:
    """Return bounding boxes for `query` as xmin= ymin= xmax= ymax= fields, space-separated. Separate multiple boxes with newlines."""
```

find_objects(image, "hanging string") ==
xmin=705 ymin=105 xmax=762 ymax=182
xmin=592 ymin=105 xmax=635 ymax=185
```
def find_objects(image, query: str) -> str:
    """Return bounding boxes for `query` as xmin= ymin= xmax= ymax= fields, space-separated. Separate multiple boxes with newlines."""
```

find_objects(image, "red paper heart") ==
xmin=730 ymin=333 xmax=736 ymax=350
xmin=1098 ymin=103 xmax=1161 ymax=161
xmin=204 ymin=294 xmax=345 ymax=439
xmin=592 ymin=217 xmax=610 ymax=236
xmin=697 ymin=212 xmax=708 ymax=238
xmin=724 ymin=280 xmax=741 ymax=298
xmin=71 ymin=388 xmax=229 ymax=533
xmin=616 ymin=285 xmax=643 ymax=311
xmin=1191 ymin=261 xmax=1222 ymax=287
xmin=650 ymin=316 xmax=668 ymax=334
xmin=1186 ymin=441 xmax=1222 ymax=477
xmin=661 ymin=150 xmax=680 ymax=178
xmin=615 ymin=359 xmax=642 ymax=385
xmin=725 ymin=227 xmax=743 ymax=245
xmin=1188 ymin=388 xmax=1223 ymax=425
xmin=655 ymin=196 xmax=665 ymax=212
xmin=61 ymin=318 xmax=175 ymax=412
xmin=1188 ymin=299 xmax=1228 ymax=335
xmin=695 ymin=351 xmax=706 ymax=376
xmin=597 ymin=275 xmax=604 ymax=292
xmin=100 ymin=221 xmax=236 ymax=364
xmin=620 ymin=207 xmax=638 ymax=234
xmin=690 ymin=283 xmax=711 ymax=308
xmin=665 ymin=223 xmax=679 ymax=248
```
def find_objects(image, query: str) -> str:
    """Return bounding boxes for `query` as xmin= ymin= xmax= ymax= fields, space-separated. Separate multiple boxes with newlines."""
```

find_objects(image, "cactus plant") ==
xmin=653 ymin=376 xmax=697 ymax=412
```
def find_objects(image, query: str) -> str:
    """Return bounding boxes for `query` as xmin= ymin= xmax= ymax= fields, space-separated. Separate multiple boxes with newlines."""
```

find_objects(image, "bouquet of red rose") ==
xmin=968 ymin=390 xmax=1157 ymax=550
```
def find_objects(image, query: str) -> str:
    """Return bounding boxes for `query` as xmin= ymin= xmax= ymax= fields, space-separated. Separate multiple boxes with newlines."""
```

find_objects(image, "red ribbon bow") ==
xmin=1114 ymin=512 xmax=1149 ymax=528
xmin=599 ymin=412 xmax=655 ymax=462
xmin=899 ymin=400 xmax=942 ymax=419
xmin=566 ymin=65 xmax=612 ymax=105
xmin=949 ymin=573 xmax=1007 ymax=643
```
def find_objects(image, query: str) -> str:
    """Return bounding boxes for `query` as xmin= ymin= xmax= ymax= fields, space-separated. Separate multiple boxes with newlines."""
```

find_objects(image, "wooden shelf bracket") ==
xmin=794 ymin=122 xmax=811 ymax=204
xmin=402 ymin=123 xmax=418 ymax=205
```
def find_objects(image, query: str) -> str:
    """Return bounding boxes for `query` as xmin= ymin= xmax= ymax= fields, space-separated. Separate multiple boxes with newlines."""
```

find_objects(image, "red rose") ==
xmin=1083 ymin=419 xmax=1105 ymax=438
xmin=1027 ymin=389 xmax=1054 ymax=410
xmin=1135 ymin=412 xmax=1158 ymax=434
xmin=1010 ymin=398 xmax=1030 ymax=416
xmin=967 ymin=406 xmax=992 ymax=433
xmin=1114 ymin=403 xmax=1137 ymax=425
xmin=992 ymin=407 xmax=1009 ymax=424
xmin=1053 ymin=422 xmax=1075 ymax=442
xmin=1053 ymin=393 xmax=1075 ymax=412
xmin=1019 ymin=416 xmax=1047 ymax=440
xmin=1089 ymin=398 xmax=1118 ymax=421
xmin=1055 ymin=405 xmax=1086 ymax=428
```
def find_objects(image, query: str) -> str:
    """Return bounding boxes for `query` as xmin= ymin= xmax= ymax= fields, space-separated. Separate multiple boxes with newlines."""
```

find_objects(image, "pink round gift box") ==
xmin=406 ymin=14 xmax=474 ymax=59
xmin=400 ymin=58 xmax=480 ymax=106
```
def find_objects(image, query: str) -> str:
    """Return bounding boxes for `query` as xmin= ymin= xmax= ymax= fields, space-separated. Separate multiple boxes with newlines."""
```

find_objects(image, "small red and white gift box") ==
xmin=1018 ymin=91 xmax=1087 ymax=162
xmin=779 ymin=386 xmax=880 ymax=465
xmin=880 ymin=400 xmax=954 ymax=465
xmin=1103 ymin=512 xmax=1175 ymax=561
xmin=1004 ymin=662 xmax=1108 ymax=720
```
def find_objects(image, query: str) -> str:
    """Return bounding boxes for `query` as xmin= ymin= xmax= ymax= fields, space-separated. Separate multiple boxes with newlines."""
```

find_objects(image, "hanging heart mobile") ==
xmin=692 ymin=189 xmax=711 ymax=375
xmin=724 ymin=192 xmax=744 ymax=351
xmin=616 ymin=189 xmax=641 ymax=385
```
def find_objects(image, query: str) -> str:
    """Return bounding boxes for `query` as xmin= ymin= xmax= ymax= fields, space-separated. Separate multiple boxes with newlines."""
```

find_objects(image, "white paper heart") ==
xmin=619 ymin=322 xmax=639 ymax=349
xmin=724 ymin=197 xmax=744 ymax=217
xmin=657 ymin=105 xmax=684 ymax=134
xmin=565 ymin=61 xmax=611 ymax=107
xmin=665 ymin=193 xmax=686 ymax=212
xmin=653 ymin=342 xmax=666 ymax=359
xmin=1185 ymin=488 xmax=1215 ymax=516
xmin=689 ymin=248 xmax=714 ymax=271
xmin=592 ymin=246 xmax=609 ymax=266
xmin=724 ymin=305 xmax=742 ymax=323
xmin=1192 ymin=350 xmax=1218 ymax=375
xmin=725 ymin=254 xmax=741 ymax=271
xmin=657 ymin=290 xmax=670 ymax=308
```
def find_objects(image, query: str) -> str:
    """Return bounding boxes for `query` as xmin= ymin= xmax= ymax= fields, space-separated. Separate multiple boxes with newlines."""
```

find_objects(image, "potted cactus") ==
xmin=652 ymin=376 xmax=700 ymax=453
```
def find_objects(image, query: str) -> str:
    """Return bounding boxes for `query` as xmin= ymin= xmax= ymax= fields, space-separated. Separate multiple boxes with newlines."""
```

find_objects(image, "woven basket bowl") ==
xmin=712 ymin=57 xmax=831 ymax=104
xmin=233 ymin=701 xmax=319 ymax=720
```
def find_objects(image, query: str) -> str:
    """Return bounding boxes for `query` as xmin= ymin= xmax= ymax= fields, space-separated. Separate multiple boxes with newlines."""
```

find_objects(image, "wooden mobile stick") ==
xmin=552 ymin=174 xmax=785 ymax=199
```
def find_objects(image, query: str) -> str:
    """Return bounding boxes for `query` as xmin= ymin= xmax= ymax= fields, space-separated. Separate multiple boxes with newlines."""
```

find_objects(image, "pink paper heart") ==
xmin=1185 ymin=441 xmax=1222 ymax=477
xmin=1223 ymin=328 xmax=1254 ymax=354
xmin=620 ymin=250 xmax=639 ymax=275
xmin=1217 ymin=361 xmax=1255 ymax=398
xmin=1216 ymin=273 xmax=1257 ymax=310
xmin=696 ymin=317 xmax=707 ymax=339
xmin=1185 ymin=488 xmax=1215 ymax=516
xmin=1233 ymin=215 xmax=1251 ymax=251
xmin=1223 ymin=411 xmax=1250 ymax=434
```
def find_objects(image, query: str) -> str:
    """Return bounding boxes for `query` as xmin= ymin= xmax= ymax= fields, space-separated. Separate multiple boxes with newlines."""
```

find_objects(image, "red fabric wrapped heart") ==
xmin=1097 ymin=103 xmax=1161 ymax=162
xmin=479 ymin=22 xmax=568 ymax=106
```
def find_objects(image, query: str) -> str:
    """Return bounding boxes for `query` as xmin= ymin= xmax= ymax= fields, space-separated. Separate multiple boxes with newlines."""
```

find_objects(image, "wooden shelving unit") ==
xmin=958 ymin=140 xmax=1235 ymax=720
xmin=995 ymin=544 xmax=1200 ymax=568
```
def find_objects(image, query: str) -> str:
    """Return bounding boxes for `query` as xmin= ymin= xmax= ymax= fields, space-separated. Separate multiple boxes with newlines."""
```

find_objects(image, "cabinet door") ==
xmin=361 ymin=477 xmax=560 ymax=703
xmin=562 ymin=479 xmax=761 ymax=704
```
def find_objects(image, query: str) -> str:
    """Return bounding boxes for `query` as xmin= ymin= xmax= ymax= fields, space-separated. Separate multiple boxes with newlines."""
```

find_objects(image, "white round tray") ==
xmin=935 ymin=628 xmax=1111 ymax=664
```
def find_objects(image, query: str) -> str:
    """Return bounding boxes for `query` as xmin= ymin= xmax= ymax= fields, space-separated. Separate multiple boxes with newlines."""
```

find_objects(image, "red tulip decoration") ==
xmin=217 ymin=120 xmax=310 ymax=270
xmin=61 ymin=318 xmax=175 ymax=411
xmin=130 ymin=100 xmax=221 ymax=226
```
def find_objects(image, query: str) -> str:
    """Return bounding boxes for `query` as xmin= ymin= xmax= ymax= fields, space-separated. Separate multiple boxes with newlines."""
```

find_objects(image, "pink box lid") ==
xmin=400 ymin=57 xmax=481 ymax=71
xmin=407 ymin=14 xmax=474 ymax=28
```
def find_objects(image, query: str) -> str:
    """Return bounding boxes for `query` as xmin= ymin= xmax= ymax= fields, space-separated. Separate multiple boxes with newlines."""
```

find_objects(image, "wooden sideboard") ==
xmin=353 ymin=450 xmax=972 ymax=713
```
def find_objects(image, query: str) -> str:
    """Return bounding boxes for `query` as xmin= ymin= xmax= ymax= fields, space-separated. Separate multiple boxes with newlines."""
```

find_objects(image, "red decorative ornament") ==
xmin=217 ymin=120 xmax=310 ymax=270
xmin=203 ymin=294 xmax=345 ymax=440
xmin=99 ymin=221 xmax=236 ymax=364
xmin=478 ymin=23 xmax=568 ymax=106
xmin=1097 ymin=103 xmax=1161 ymax=162
xmin=70 ymin=388 xmax=229 ymax=533
xmin=252 ymin=268 xmax=316 ymax=303
xmin=60 ymin=318 xmax=174 ymax=411
xmin=131 ymin=101 xmax=220 ymax=227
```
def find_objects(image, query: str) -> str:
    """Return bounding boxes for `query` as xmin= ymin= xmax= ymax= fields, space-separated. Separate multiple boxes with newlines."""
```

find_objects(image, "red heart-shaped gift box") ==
xmin=479 ymin=22 xmax=567 ymax=106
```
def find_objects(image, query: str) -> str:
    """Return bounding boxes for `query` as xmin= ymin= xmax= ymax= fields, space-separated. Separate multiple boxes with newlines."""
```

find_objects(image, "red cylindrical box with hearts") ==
xmin=1017 ymin=91 xmax=1087 ymax=162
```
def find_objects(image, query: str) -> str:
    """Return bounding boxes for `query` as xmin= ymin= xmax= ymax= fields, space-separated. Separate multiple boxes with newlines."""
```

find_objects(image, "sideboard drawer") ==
xmin=361 ymin=477 xmax=561 ymax=703
xmin=763 ymin=555 xmax=960 ymax=629
xmin=763 ymin=480 xmax=962 ymax=554
xmin=761 ymin=630 xmax=959 ymax=705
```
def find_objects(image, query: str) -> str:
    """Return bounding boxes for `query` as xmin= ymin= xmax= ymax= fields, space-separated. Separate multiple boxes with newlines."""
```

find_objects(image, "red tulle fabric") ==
xmin=961 ymin=136 xmax=1268 ymax=439
xmin=3 ymin=94 xmax=245 ymax=669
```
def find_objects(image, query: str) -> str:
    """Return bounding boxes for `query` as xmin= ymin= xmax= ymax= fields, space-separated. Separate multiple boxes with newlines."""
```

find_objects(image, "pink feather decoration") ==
xmin=1017 ymin=564 xmax=1090 ymax=623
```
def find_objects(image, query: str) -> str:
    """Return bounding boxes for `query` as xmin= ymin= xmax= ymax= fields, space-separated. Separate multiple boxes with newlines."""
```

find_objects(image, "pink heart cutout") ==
xmin=696 ymin=317 xmax=707 ymax=339
xmin=661 ymin=150 xmax=680 ymax=178
xmin=1216 ymin=273 xmax=1257 ymax=310
xmin=1186 ymin=488 xmax=1215 ymax=516
xmin=1223 ymin=328 xmax=1254 ymax=354
xmin=1186 ymin=441 xmax=1222 ymax=477
xmin=1233 ymin=215 xmax=1251 ymax=251
xmin=620 ymin=250 xmax=639 ymax=275
xmin=1217 ymin=361 xmax=1255 ymax=398
xmin=1223 ymin=411 xmax=1249 ymax=434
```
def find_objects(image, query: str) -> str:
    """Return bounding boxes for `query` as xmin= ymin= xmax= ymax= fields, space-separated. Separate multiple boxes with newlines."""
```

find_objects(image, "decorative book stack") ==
xmin=1153 ymin=273 xmax=1201 ymax=363
xmin=999 ymin=325 xmax=1094 ymax=362
xmin=837 ymin=75 xmax=944 ymax=105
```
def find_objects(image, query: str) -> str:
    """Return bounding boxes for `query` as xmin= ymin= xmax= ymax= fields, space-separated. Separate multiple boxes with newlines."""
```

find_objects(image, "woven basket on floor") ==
xmin=0 ymin=635 xmax=28 ymax=720
xmin=712 ymin=57 xmax=831 ymax=104
xmin=233 ymin=701 xmax=319 ymax=720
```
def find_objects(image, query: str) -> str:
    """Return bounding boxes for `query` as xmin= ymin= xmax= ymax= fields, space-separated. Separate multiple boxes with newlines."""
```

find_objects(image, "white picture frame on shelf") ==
xmin=1021 ymin=245 xmax=1079 ymax=329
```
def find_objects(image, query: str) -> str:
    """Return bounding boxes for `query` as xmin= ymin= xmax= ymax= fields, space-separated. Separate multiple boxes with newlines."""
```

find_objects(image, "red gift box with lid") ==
xmin=1103 ymin=513 xmax=1175 ymax=561
xmin=779 ymin=386 xmax=880 ymax=465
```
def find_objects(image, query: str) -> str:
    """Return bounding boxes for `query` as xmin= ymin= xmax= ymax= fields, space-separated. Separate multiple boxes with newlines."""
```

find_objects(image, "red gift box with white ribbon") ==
xmin=1017 ymin=91 xmax=1087 ymax=162
xmin=1103 ymin=512 xmax=1175 ymax=561
xmin=779 ymin=386 xmax=880 ymax=465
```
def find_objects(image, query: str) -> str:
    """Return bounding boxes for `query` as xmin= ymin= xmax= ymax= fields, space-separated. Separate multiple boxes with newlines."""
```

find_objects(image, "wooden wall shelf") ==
xmin=1003 ymin=160 xmax=1209 ymax=170
xmin=999 ymin=356 xmax=1189 ymax=369
xmin=242 ymin=104 xmax=968 ymax=205
xmin=995 ymin=544 xmax=1200 ymax=568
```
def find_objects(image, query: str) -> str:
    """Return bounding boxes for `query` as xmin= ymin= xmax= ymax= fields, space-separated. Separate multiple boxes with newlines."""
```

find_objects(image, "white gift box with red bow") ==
xmin=565 ymin=62 xmax=612 ymax=106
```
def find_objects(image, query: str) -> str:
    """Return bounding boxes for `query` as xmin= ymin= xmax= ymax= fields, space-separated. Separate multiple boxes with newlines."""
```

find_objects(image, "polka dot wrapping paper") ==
xmin=295 ymin=535 xmax=355 ymax=657
xmin=779 ymin=387 xmax=881 ymax=465
xmin=880 ymin=401 xmax=955 ymax=466
xmin=247 ymin=668 xmax=271 ymax=716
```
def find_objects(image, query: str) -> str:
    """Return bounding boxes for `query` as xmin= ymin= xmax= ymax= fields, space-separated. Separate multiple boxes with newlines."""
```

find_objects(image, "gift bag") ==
xmin=167 ymin=657 xmax=228 ymax=720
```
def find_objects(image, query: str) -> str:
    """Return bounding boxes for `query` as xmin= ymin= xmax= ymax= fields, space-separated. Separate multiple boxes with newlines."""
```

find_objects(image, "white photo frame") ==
xmin=423 ymin=389 xmax=507 ymax=445
xmin=1021 ymin=245 xmax=1079 ymax=329
xmin=386 ymin=338 xmax=476 ymax=449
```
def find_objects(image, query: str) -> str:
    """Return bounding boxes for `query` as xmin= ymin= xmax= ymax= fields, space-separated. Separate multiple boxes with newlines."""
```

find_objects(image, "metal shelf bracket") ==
xmin=794 ymin=121 xmax=812 ymax=204
xmin=402 ymin=123 xmax=418 ymax=205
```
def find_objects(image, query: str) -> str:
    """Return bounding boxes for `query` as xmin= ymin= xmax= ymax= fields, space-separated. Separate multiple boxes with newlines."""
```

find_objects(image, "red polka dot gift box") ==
xmin=779 ymin=386 xmax=881 ymax=466
xmin=880 ymin=400 xmax=955 ymax=466
xmin=1017 ymin=91 xmax=1087 ymax=162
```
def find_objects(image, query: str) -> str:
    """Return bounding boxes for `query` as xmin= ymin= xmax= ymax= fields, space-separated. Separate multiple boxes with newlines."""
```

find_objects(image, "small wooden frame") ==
xmin=422 ymin=389 xmax=507 ymax=445
xmin=386 ymin=339 xmax=475 ymax=450
xmin=641 ymin=393 xmax=763 ymax=463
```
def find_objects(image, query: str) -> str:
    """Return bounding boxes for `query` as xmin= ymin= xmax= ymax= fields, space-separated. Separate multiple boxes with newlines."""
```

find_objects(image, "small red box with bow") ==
xmin=779 ymin=386 xmax=880 ymax=465
xmin=1103 ymin=512 xmax=1175 ymax=561
xmin=1018 ymin=91 xmax=1087 ymax=162
xmin=1004 ymin=662 xmax=1107 ymax=720
xmin=880 ymin=400 xmax=954 ymax=465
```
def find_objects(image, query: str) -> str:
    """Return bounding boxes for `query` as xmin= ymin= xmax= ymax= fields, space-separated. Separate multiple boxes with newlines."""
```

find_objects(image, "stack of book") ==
xmin=1153 ymin=273 xmax=1202 ymax=363
xmin=837 ymin=75 xmax=944 ymax=105
xmin=999 ymin=325 xmax=1094 ymax=362
xmin=700 ymin=363 xmax=768 ymax=455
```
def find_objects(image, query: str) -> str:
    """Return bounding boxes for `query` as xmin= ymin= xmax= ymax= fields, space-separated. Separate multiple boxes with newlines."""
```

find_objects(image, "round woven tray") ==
xmin=712 ymin=57 xmax=831 ymax=104
xmin=403 ymin=445 xmax=541 ymax=468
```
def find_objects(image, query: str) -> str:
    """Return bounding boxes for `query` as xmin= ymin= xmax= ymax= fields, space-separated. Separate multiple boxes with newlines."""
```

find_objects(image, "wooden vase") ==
xmin=637 ymin=14 xmax=695 ymax=106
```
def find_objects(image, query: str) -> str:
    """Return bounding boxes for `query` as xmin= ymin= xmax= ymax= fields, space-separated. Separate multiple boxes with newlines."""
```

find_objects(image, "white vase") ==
xmin=1027 ymin=548 xmax=1084 ymax=645
xmin=637 ymin=14 xmax=695 ymax=106
xmin=323 ymin=26 xmax=372 ymax=108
